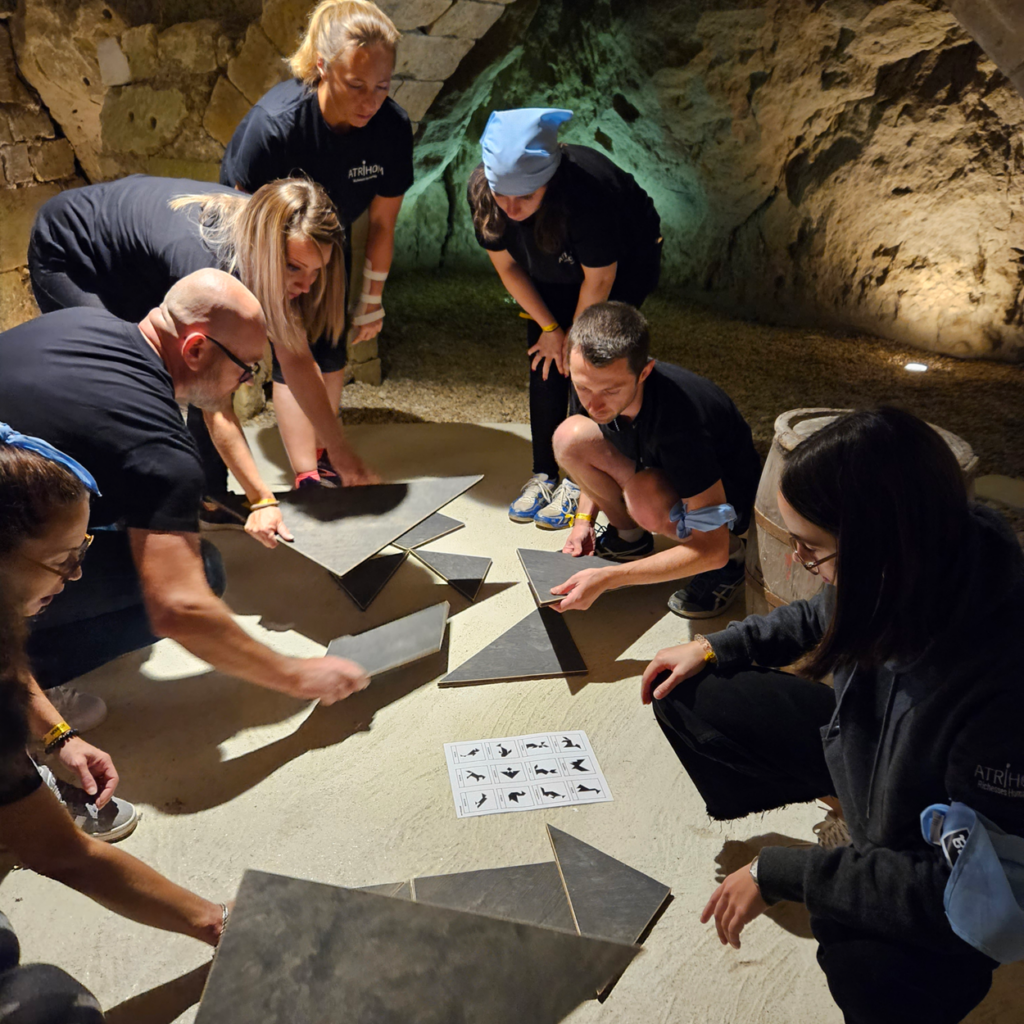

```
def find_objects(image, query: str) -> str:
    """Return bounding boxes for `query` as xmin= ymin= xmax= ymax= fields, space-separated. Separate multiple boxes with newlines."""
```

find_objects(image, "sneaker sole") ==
xmin=91 ymin=812 xmax=141 ymax=845
xmin=595 ymin=547 xmax=653 ymax=563
xmin=508 ymin=511 xmax=540 ymax=523
xmin=667 ymin=583 xmax=744 ymax=619
xmin=534 ymin=518 xmax=572 ymax=530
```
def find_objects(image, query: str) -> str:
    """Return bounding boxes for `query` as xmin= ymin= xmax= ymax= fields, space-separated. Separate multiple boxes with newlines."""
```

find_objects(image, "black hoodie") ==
xmin=706 ymin=504 xmax=1024 ymax=953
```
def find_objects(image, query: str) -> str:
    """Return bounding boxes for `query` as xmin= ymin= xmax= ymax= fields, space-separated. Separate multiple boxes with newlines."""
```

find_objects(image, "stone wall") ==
xmin=397 ymin=0 xmax=1024 ymax=361
xmin=0 ymin=0 xmax=516 ymax=390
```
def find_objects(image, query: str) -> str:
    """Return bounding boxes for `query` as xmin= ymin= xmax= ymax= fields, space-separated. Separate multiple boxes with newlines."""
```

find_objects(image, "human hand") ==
xmin=286 ymin=656 xmax=371 ymax=705
xmin=245 ymin=506 xmax=294 ymax=549
xmin=527 ymin=327 xmax=567 ymax=380
xmin=640 ymin=641 xmax=709 ymax=704
xmin=330 ymin=451 xmax=382 ymax=487
xmin=550 ymin=567 xmax=614 ymax=612
xmin=350 ymin=304 xmax=383 ymax=344
xmin=58 ymin=737 xmax=119 ymax=809
xmin=701 ymin=862 xmax=767 ymax=949
xmin=562 ymin=519 xmax=596 ymax=556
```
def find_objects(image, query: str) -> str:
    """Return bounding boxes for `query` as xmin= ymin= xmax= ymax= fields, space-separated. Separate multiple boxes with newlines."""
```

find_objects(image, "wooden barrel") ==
xmin=744 ymin=408 xmax=979 ymax=617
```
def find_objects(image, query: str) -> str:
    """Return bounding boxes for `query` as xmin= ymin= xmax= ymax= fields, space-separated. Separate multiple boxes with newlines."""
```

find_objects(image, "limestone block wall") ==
xmin=0 ymin=0 xmax=514 ymax=387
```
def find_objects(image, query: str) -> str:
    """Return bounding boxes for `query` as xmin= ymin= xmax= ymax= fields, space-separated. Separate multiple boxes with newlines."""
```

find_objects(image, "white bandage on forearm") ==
xmin=362 ymin=259 xmax=389 ymax=282
xmin=353 ymin=259 xmax=388 ymax=324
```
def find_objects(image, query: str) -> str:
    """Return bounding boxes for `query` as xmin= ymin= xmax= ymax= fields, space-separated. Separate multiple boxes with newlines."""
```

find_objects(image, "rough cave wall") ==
xmin=398 ymin=0 xmax=1024 ymax=361
xmin=0 ymin=0 xmax=516 ymax=343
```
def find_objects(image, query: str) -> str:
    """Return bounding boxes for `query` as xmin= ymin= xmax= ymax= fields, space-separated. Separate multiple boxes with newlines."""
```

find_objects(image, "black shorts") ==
xmin=270 ymin=333 xmax=348 ymax=385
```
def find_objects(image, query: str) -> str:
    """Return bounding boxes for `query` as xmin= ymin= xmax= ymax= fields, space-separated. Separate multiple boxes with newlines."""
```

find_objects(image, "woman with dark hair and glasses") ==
xmin=641 ymin=406 xmax=1024 ymax=1024
xmin=467 ymin=108 xmax=662 ymax=528
xmin=0 ymin=428 xmax=227 ymax=1023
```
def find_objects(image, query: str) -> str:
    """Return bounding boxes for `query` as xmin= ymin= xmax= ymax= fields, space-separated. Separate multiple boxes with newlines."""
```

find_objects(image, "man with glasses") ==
xmin=0 ymin=268 xmax=369 ymax=727
xmin=550 ymin=301 xmax=763 ymax=618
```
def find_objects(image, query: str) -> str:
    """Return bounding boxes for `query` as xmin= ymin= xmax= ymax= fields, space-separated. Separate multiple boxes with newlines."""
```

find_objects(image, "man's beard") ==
xmin=181 ymin=378 xmax=228 ymax=412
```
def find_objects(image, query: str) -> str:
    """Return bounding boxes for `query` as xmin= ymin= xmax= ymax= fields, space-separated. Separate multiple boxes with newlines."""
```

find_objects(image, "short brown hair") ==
xmin=567 ymin=301 xmax=650 ymax=376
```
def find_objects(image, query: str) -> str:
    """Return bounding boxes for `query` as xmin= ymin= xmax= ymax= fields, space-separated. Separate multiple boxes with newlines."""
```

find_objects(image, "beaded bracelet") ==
xmin=44 ymin=725 xmax=80 ymax=755
xmin=693 ymin=633 xmax=718 ymax=664
xmin=43 ymin=721 xmax=72 ymax=749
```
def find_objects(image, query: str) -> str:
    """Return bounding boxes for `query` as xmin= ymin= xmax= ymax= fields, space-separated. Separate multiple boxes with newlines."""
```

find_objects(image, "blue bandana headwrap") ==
xmin=0 ymin=423 xmax=100 ymax=496
xmin=481 ymin=108 xmax=574 ymax=197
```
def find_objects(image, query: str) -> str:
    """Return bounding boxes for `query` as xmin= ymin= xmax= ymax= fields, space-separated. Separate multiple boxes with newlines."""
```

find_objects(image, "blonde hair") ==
xmin=170 ymin=180 xmax=347 ymax=355
xmin=289 ymin=0 xmax=400 ymax=88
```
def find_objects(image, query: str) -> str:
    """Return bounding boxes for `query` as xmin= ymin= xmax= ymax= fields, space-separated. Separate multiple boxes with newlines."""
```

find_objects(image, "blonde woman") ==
xmin=221 ymin=0 xmax=413 ymax=355
xmin=29 ymin=174 xmax=377 ymax=495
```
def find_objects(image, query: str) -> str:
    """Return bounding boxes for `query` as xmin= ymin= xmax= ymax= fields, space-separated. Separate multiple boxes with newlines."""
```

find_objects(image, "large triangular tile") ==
xmin=331 ymin=549 xmax=407 ymax=610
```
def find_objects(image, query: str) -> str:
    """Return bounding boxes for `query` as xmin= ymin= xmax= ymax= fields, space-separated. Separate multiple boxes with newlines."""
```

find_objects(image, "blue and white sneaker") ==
xmin=508 ymin=473 xmax=555 ymax=523
xmin=534 ymin=479 xmax=581 ymax=530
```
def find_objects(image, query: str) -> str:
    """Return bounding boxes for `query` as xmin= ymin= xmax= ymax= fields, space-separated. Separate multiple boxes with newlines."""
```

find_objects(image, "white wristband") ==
xmin=352 ymin=307 xmax=385 ymax=326
xmin=362 ymin=259 xmax=389 ymax=282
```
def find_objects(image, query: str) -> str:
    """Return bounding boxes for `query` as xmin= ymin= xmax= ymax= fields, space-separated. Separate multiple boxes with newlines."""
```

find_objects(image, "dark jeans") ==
xmin=529 ymin=244 xmax=662 ymax=479
xmin=652 ymin=665 xmax=996 ymax=1024
xmin=0 ymin=913 xmax=104 ymax=1023
xmin=26 ymin=530 xmax=227 ymax=690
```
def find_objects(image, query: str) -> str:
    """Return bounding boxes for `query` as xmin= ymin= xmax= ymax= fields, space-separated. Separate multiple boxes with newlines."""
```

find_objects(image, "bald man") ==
xmin=0 ymin=269 xmax=368 ymax=718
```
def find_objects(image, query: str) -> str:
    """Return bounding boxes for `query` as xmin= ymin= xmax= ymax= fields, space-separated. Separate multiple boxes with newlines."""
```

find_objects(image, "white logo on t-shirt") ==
xmin=558 ymin=251 xmax=576 ymax=265
xmin=349 ymin=160 xmax=384 ymax=182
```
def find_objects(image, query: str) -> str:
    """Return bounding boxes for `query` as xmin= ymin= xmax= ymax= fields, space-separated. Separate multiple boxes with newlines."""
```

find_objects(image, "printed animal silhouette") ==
xmin=462 ymin=748 xmax=480 ymax=757
xmin=534 ymin=766 xmax=557 ymax=775
xmin=507 ymin=791 xmax=526 ymax=803
xmin=577 ymin=783 xmax=600 ymax=794
xmin=475 ymin=793 xmax=487 ymax=808
xmin=570 ymin=759 xmax=589 ymax=773
xmin=498 ymin=744 xmax=512 ymax=757
xmin=540 ymin=787 xmax=565 ymax=799
xmin=562 ymin=737 xmax=582 ymax=749
xmin=500 ymin=768 xmax=520 ymax=779
xmin=466 ymin=771 xmax=485 ymax=781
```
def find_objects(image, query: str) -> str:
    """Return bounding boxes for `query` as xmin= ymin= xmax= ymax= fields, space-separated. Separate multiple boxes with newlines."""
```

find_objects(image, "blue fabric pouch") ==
xmin=921 ymin=801 xmax=1024 ymax=963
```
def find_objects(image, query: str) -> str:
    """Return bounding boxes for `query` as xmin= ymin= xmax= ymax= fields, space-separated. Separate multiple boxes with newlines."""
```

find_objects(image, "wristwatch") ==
xmin=749 ymin=855 xmax=760 ymax=891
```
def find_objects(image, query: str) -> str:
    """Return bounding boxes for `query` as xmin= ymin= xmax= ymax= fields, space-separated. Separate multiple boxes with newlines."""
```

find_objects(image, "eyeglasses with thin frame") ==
xmin=205 ymin=335 xmax=259 ymax=385
xmin=20 ymin=534 xmax=94 ymax=581
xmin=788 ymin=534 xmax=837 ymax=576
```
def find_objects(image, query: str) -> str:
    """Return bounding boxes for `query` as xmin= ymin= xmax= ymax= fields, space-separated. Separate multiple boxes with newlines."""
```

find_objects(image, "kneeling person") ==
xmin=552 ymin=302 xmax=761 ymax=616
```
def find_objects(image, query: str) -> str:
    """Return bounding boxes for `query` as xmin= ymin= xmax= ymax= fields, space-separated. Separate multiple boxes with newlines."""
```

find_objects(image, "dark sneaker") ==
xmin=668 ymin=559 xmax=745 ymax=619
xmin=508 ymin=473 xmax=555 ymax=523
xmin=316 ymin=450 xmax=341 ymax=487
xmin=594 ymin=524 xmax=654 ymax=561
xmin=45 ymin=685 xmax=107 ymax=733
xmin=199 ymin=499 xmax=245 ymax=529
xmin=38 ymin=765 xmax=140 ymax=843
xmin=294 ymin=472 xmax=323 ymax=490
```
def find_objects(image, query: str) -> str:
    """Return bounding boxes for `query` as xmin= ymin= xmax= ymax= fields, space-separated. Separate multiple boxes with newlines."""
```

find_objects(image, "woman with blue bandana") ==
xmin=0 ymin=427 xmax=228 ymax=1022
xmin=467 ymin=108 xmax=662 ymax=528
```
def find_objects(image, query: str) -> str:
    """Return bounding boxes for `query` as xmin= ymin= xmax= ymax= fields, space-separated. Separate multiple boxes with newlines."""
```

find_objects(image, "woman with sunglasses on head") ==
xmin=0 ymin=428 xmax=227 ymax=1022
xmin=29 ymin=174 xmax=377 ymax=498
xmin=641 ymin=406 xmax=1024 ymax=1024
xmin=467 ymin=108 xmax=662 ymax=528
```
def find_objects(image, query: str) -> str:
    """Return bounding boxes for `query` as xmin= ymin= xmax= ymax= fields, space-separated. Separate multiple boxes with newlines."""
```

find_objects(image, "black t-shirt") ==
xmin=29 ymin=175 xmax=233 ymax=324
xmin=0 ymin=308 xmax=204 ymax=532
xmin=220 ymin=81 xmax=414 ymax=227
xmin=472 ymin=145 xmax=661 ymax=286
xmin=0 ymin=680 xmax=40 ymax=808
xmin=571 ymin=361 xmax=762 ymax=531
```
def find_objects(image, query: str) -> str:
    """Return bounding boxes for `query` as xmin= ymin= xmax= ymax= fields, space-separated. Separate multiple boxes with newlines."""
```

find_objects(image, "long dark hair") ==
xmin=780 ymin=406 xmax=970 ymax=678
xmin=467 ymin=147 xmax=570 ymax=255
xmin=0 ymin=446 xmax=87 ymax=691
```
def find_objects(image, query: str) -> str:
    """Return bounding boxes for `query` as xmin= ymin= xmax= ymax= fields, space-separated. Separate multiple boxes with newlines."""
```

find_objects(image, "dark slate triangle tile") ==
xmin=331 ymin=549 xmax=407 ymax=610
xmin=392 ymin=512 xmax=464 ymax=550
xmin=412 ymin=549 xmax=492 ymax=602
xmin=327 ymin=602 xmax=449 ymax=678
xmin=547 ymin=825 xmax=671 ymax=946
xmin=412 ymin=862 xmax=576 ymax=933
xmin=218 ymin=475 xmax=482 ymax=579
xmin=355 ymin=881 xmax=412 ymax=899
xmin=517 ymin=548 xmax=623 ymax=606
xmin=438 ymin=607 xmax=586 ymax=687
xmin=195 ymin=869 xmax=639 ymax=1024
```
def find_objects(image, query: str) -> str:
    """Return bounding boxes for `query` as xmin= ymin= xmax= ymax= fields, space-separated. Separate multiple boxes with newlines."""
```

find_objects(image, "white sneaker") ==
xmin=46 ymin=685 xmax=107 ymax=733
xmin=534 ymin=479 xmax=581 ymax=530
xmin=37 ymin=765 xmax=139 ymax=843
xmin=812 ymin=808 xmax=852 ymax=849
xmin=508 ymin=473 xmax=555 ymax=523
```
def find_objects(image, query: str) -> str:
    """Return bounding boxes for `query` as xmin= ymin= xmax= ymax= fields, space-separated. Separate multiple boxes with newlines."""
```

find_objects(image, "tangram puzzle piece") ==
xmin=327 ymin=602 xmax=449 ymax=678
xmin=356 ymin=881 xmax=412 ymax=900
xmin=412 ymin=862 xmax=576 ymax=933
xmin=518 ymin=548 xmax=623 ymax=606
xmin=438 ymin=607 xmax=586 ymax=687
xmin=547 ymin=825 xmax=671 ymax=946
xmin=195 ymin=870 xmax=639 ymax=1024
xmin=219 ymin=475 xmax=482 ymax=579
xmin=331 ymin=549 xmax=407 ymax=610
xmin=393 ymin=512 xmax=464 ymax=550
xmin=412 ymin=549 xmax=492 ymax=602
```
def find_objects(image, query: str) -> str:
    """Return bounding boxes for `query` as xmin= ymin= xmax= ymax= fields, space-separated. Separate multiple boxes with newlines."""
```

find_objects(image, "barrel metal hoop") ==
xmin=754 ymin=507 xmax=792 ymax=545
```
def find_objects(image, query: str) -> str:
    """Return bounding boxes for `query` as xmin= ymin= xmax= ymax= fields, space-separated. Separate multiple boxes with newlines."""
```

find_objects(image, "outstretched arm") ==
xmin=351 ymin=194 xmax=404 ymax=344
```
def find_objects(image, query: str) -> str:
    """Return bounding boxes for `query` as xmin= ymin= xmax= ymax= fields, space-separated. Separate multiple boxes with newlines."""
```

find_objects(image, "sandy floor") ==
xmin=3 ymin=421 xmax=1023 ymax=1023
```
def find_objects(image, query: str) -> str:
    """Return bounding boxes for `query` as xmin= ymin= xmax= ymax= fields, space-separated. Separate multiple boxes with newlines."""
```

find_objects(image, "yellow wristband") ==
xmin=43 ymin=721 xmax=72 ymax=748
xmin=572 ymin=512 xmax=594 ymax=524
xmin=541 ymin=322 xmax=559 ymax=333
xmin=693 ymin=633 xmax=718 ymax=664
xmin=248 ymin=498 xmax=280 ymax=511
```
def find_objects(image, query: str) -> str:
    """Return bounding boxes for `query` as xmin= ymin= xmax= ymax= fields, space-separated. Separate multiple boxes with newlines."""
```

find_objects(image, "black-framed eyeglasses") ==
xmin=206 ymin=335 xmax=259 ymax=385
xmin=21 ymin=534 xmax=94 ymax=581
xmin=787 ymin=535 xmax=837 ymax=576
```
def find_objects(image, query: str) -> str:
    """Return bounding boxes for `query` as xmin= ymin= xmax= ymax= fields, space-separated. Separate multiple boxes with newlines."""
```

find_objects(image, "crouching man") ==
xmin=551 ymin=302 xmax=762 ymax=617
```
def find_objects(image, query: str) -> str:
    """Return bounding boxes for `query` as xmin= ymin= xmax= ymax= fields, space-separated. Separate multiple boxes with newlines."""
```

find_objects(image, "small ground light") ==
xmin=904 ymin=362 xmax=928 ymax=372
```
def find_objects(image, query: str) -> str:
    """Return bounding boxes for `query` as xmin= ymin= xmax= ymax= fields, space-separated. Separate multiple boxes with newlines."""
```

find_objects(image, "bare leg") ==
xmin=313 ymin=370 xmax=346 ymax=452
xmin=622 ymin=468 xmax=681 ymax=539
xmin=274 ymin=377 xmax=321 ymax=478
xmin=553 ymin=415 xmax=638 ymax=529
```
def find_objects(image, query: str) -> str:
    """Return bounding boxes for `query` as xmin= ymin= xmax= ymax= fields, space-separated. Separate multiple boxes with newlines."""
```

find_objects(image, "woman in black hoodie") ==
xmin=642 ymin=406 xmax=1024 ymax=1024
